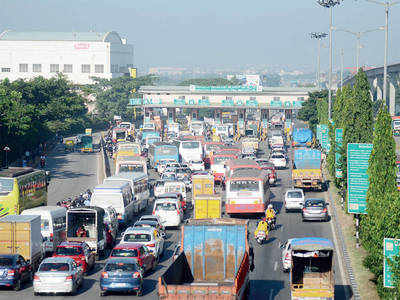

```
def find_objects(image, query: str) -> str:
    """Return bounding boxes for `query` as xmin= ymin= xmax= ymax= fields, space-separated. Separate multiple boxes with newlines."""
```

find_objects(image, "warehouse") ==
xmin=0 ymin=30 xmax=134 ymax=84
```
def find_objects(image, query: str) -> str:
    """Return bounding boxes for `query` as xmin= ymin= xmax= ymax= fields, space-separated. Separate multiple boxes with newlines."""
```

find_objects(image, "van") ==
xmin=21 ymin=206 xmax=67 ymax=254
xmin=152 ymin=199 xmax=183 ymax=228
xmin=103 ymin=172 xmax=149 ymax=213
xmin=90 ymin=182 xmax=133 ymax=225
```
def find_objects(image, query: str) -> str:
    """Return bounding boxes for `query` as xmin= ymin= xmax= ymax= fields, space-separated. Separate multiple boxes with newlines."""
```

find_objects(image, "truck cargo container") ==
xmin=192 ymin=174 xmax=214 ymax=199
xmin=158 ymin=218 xmax=254 ymax=299
xmin=292 ymin=149 xmax=323 ymax=190
xmin=194 ymin=195 xmax=222 ymax=219
xmin=292 ymin=128 xmax=313 ymax=147
xmin=0 ymin=215 xmax=43 ymax=270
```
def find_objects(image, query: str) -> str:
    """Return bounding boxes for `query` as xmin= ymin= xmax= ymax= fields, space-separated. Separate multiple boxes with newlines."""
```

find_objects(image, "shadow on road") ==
xmin=335 ymin=284 xmax=353 ymax=299
xmin=142 ymin=279 xmax=158 ymax=296
xmin=250 ymin=279 xmax=285 ymax=299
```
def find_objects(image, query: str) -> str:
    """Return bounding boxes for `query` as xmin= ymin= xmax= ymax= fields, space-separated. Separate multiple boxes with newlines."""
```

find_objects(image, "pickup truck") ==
xmin=292 ymin=148 xmax=323 ymax=190
xmin=158 ymin=218 xmax=254 ymax=299
xmin=0 ymin=215 xmax=43 ymax=270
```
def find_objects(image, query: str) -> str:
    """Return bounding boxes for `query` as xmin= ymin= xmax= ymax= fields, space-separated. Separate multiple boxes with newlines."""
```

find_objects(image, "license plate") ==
xmin=111 ymin=283 xmax=127 ymax=287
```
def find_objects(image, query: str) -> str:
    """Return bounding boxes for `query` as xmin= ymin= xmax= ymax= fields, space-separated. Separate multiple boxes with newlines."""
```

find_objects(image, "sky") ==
xmin=1 ymin=0 xmax=399 ymax=72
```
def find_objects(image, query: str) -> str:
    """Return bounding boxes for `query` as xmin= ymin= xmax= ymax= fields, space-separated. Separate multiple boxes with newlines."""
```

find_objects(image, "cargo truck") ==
xmin=292 ymin=149 xmax=323 ymax=190
xmin=289 ymin=237 xmax=335 ymax=300
xmin=194 ymin=195 xmax=221 ymax=219
xmin=158 ymin=218 xmax=254 ymax=299
xmin=292 ymin=128 xmax=313 ymax=147
xmin=192 ymin=174 xmax=214 ymax=199
xmin=0 ymin=215 xmax=43 ymax=270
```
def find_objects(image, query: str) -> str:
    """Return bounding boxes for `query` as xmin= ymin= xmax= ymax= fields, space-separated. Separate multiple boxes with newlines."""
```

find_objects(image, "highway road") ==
xmin=0 ymin=137 xmax=351 ymax=299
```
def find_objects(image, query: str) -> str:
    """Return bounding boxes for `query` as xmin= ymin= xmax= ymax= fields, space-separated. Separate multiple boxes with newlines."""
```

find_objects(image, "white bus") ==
xmin=225 ymin=168 xmax=270 ymax=216
xmin=21 ymin=206 xmax=67 ymax=254
xmin=179 ymin=140 xmax=203 ymax=163
xmin=103 ymin=172 xmax=149 ymax=213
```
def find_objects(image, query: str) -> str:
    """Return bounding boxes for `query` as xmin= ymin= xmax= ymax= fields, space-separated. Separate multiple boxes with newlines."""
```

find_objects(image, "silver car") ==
xmin=33 ymin=257 xmax=83 ymax=295
xmin=301 ymin=198 xmax=329 ymax=222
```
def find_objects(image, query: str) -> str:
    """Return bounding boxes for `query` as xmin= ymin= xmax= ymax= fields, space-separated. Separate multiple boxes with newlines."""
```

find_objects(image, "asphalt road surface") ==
xmin=0 ymin=136 xmax=351 ymax=299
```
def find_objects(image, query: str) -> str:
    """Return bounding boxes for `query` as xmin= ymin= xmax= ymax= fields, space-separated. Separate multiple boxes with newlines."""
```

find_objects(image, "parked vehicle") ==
xmin=110 ymin=243 xmax=156 ymax=274
xmin=292 ymin=149 xmax=323 ymax=190
xmin=0 ymin=254 xmax=33 ymax=291
xmin=158 ymin=219 xmax=254 ymax=299
xmin=152 ymin=198 xmax=183 ymax=227
xmin=33 ymin=257 xmax=83 ymax=295
xmin=302 ymin=198 xmax=329 ymax=222
xmin=99 ymin=257 xmax=143 ymax=296
xmin=66 ymin=207 xmax=106 ymax=259
xmin=121 ymin=226 xmax=164 ymax=259
xmin=194 ymin=195 xmax=222 ymax=219
xmin=0 ymin=215 xmax=43 ymax=271
xmin=284 ymin=189 xmax=305 ymax=211
xmin=281 ymin=237 xmax=334 ymax=299
xmin=53 ymin=241 xmax=95 ymax=274
xmin=21 ymin=206 xmax=67 ymax=255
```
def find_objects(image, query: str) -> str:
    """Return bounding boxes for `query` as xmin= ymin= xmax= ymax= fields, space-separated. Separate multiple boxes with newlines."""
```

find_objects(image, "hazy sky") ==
xmin=1 ymin=0 xmax=399 ymax=72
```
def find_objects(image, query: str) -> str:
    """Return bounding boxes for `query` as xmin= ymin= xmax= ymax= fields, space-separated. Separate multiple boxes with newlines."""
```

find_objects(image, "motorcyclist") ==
xmin=254 ymin=219 xmax=269 ymax=239
xmin=265 ymin=204 xmax=277 ymax=229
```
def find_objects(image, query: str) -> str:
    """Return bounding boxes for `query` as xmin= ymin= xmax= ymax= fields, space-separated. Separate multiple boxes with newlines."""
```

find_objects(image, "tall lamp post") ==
xmin=310 ymin=32 xmax=328 ymax=89
xmin=340 ymin=48 xmax=344 ymax=88
xmin=335 ymin=27 xmax=384 ymax=71
xmin=3 ymin=146 xmax=10 ymax=168
xmin=363 ymin=0 xmax=399 ymax=108
xmin=317 ymin=0 xmax=343 ymax=121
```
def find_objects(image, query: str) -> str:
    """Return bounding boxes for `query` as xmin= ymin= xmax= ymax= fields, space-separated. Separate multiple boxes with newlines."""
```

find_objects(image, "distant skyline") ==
xmin=1 ymin=0 xmax=399 ymax=73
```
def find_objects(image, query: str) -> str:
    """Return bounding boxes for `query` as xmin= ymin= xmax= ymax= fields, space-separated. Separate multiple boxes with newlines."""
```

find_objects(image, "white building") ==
xmin=0 ymin=30 xmax=134 ymax=84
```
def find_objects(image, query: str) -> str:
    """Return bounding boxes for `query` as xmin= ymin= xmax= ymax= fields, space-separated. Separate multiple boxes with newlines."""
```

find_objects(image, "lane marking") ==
xmin=274 ymin=261 xmax=278 ymax=271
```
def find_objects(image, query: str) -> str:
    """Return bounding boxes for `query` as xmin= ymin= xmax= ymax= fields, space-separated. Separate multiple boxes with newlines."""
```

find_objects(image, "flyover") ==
xmin=342 ymin=62 xmax=400 ymax=116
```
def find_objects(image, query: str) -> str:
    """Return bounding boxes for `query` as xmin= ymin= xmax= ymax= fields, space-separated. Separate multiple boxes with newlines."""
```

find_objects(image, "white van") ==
xmin=103 ymin=172 xmax=149 ymax=213
xmin=90 ymin=181 xmax=133 ymax=225
xmin=21 ymin=206 xmax=67 ymax=254
xmin=152 ymin=198 xmax=183 ymax=228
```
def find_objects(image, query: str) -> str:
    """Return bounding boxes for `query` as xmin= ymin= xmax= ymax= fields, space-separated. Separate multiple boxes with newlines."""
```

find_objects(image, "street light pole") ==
xmin=317 ymin=0 xmax=343 ymax=121
xmin=310 ymin=32 xmax=328 ymax=89
xmin=340 ymin=48 xmax=344 ymax=87
xmin=3 ymin=146 xmax=10 ymax=168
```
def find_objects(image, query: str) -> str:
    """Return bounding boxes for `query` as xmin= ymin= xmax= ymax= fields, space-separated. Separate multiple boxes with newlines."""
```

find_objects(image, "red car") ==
xmin=110 ymin=243 xmax=157 ymax=274
xmin=53 ymin=241 xmax=95 ymax=274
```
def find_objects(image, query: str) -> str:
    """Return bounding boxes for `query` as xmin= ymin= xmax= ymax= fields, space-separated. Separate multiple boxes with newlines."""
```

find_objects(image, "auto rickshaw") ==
xmin=64 ymin=139 xmax=75 ymax=152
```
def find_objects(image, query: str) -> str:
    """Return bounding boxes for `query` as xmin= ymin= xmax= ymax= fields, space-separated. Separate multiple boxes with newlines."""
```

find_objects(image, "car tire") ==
xmin=34 ymin=292 xmax=39 ymax=296
xmin=100 ymin=291 xmax=107 ymax=297
xmin=13 ymin=279 xmax=21 ymax=291
xmin=137 ymin=287 xmax=143 ymax=297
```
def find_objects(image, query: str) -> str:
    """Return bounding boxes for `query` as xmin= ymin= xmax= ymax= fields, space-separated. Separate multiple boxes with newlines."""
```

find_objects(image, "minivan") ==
xmin=152 ymin=199 xmax=183 ymax=228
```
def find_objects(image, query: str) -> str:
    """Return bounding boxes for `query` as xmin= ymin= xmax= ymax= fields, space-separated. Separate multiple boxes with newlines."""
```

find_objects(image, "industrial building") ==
xmin=0 ymin=30 xmax=134 ymax=84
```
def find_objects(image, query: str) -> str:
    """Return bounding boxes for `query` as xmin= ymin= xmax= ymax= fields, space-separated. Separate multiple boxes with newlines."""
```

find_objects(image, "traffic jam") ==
xmin=0 ymin=113 xmax=335 ymax=299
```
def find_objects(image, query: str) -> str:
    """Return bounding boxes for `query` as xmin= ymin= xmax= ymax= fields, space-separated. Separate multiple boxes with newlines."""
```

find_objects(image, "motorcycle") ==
xmin=266 ymin=217 xmax=276 ymax=231
xmin=255 ymin=230 xmax=267 ymax=245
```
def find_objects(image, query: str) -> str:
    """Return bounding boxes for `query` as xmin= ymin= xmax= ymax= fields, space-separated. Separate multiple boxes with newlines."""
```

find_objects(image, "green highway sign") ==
xmin=320 ymin=124 xmax=330 ymax=152
xmin=347 ymin=143 xmax=373 ymax=214
xmin=335 ymin=128 xmax=343 ymax=178
xmin=384 ymin=238 xmax=400 ymax=288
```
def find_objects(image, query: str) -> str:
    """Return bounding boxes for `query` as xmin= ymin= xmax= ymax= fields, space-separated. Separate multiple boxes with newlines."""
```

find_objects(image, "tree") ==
xmin=297 ymin=90 xmax=328 ymax=133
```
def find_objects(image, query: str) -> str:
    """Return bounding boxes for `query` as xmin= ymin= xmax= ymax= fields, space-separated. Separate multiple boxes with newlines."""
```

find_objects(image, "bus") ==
xmin=179 ymin=140 xmax=203 ymax=163
xmin=225 ymin=168 xmax=270 ymax=215
xmin=144 ymin=132 xmax=161 ymax=149
xmin=115 ymin=156 xmax=148 ymax=175
xmin=0 ymin=167 xmax=49 ymax=216
xmin=148 ymin=143 xmax=179 ymax=168
xmin=116 ymin=142 xmax=141 ymax=157
xmin=203 ymin=142 xmax=224 ymax=168
xmin=225 ymin=159 xmax=262 ymax=182
xmin=112 ymin=127 xmax=128 ymax=143
xmin=80 ymin=135 xmax=93 ymax=153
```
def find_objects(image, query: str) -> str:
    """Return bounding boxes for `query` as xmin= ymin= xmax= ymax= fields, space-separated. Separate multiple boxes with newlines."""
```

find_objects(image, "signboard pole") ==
xmin=355 ymin=214 xmax=360 ymax=248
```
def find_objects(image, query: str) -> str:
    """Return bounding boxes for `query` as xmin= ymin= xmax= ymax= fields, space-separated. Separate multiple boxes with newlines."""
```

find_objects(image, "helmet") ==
xmin=268 ymin=204 xmax=273 ymax=209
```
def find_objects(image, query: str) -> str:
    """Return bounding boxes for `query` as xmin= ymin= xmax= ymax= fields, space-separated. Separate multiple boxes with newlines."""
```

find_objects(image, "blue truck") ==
xmin=158 ymin=218 xmax=254 ymax=299
xmin=292 ymin=148 xmax=323 ymax=190
xmin=292 ymin=128 xmax=313 ymax=147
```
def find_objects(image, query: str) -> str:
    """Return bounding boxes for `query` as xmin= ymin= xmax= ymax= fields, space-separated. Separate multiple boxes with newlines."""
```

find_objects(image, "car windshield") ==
xmin=123 ymin=233 xmax=151 ymax=242
xmin=39 ymin=263 xmax=70 ymax=272
xmin=0 ymin=178 xmax=14 ymax=193
xmin=230 ymin=180 xmax=259 ymax=192
xmin=111 ymin=248 xmax=138 ymax=257
xmin=305 ymin=200 xmax=324 ymax=207
xmin=0 ymin=258 xmax=13 ymax=266
xmin=156 ymin=202 xmax=177 ymax=211
xmin=116 ymin=132 xmax=126 ymax=139
xmin=105 ymin=262 xmax=138 ymax=272
xmin=56 ymin=247 xmax=83 ymax=256
xmin=272 ymin=155 xmax=285 ymax=159
xmin=181 ymin=142 xmax=199 ymax=149
xmin=157 ymin=147 xmax=178 ymax=156
xmin=119 ymin=164 xmax=144 ymax=173
xmin=287 ymin=191 xmax=303 ymax=198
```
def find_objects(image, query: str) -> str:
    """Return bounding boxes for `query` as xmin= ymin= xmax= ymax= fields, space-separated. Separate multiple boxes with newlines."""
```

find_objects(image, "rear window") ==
xmin=287 ymin=192 xmax=303 ymax=199
xmin=0 ymin=258 xmax=13 ymax=266
xmin=111 ymin=248 xmax=138 ymax=258
xmin=105 ymin=262 xmax=138 ymax=272
xmin=0 ymin=178 xmax=14 ymax=193
xmin=305 ymin=200 xmax=325 ymax=207
xmin=123 ymin=233 xmax=151 ymax=243
xmin=39 ymin=263 xmax=70 ymax=272
xmin=56 ymin=247 xmax=83 ymax=256
xmin=271 ymin=155 xmax=285 ymax=159
xmin=156 ymin=202 xmax=177 ymax=211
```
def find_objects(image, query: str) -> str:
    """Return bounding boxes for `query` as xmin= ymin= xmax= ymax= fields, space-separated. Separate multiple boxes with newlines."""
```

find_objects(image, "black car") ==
xmin=0 ymin=254 xmax=33 ymax=291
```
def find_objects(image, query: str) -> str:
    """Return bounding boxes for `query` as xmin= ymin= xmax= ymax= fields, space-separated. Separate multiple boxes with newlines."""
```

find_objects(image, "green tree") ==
xmin=297 ymin=90 xmax=328 ymax=133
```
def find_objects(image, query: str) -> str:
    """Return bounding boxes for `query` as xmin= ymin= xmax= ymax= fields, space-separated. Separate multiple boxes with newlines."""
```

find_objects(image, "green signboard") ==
xmin=384 ymin=238 xmax=400 ymax=288
xmin=270 ymin=100 xmax=283 ymax=108
xmin=347 ymin=143 xmax=373 ymax=214
xmin=320 ymin=124 xmax=330 ymax=151
xmin=335 ymin=128 xmax=343 ymax=178
xmin=316 ymin=125 xmax=322 ymax=142
xmin=192 ymin=85 xmax=258 ymax=92
xmin=129 ymin=98 xmax=142 ymax=105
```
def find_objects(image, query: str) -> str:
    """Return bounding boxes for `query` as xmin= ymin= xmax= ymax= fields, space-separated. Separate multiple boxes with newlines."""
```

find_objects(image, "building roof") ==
xmin=0 ymin=30 xmax=122 ymax=43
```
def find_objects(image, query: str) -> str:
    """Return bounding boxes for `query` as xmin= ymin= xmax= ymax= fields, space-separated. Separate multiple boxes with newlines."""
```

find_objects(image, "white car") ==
xmin=154 ymin=180 xmax=166 ymax=197
xmin=120 ymin=227 xmax=164 ymax=259
xmin=269 ymin=153 xmax=287 ymax=169
xmin=280 ymin=239 xmax=294 ymax=272
xmin=153 ymin=198 xmax=183 ymax=228
xmin=188 ymin=160 xmax=205 ymax=172
xmin=284 ymin=189 xmax=305 ymax=211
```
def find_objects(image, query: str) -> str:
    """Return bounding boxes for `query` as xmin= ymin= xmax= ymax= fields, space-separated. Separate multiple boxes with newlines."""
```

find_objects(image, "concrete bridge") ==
xmin=342 ymin=63 xmax=400 ymax=116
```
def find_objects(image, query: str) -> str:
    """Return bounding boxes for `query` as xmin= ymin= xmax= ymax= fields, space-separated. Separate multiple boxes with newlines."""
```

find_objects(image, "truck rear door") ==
xmin=0 ymin=222 xmax=13 ymax=254
xmin=15 ymin=222 xmax=31 ymax=259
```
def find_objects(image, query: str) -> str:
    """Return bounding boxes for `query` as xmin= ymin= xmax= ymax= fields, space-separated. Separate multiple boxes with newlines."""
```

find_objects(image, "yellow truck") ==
xmin=292 ymin=149 xmax=323 ymax=190
xmin=194 ymin=195 xmax=222 ymax=219
xmin=192 ymin=174 xmax=214 ymax=199
xmin=0 ymin=215 xmax=43 ymax=270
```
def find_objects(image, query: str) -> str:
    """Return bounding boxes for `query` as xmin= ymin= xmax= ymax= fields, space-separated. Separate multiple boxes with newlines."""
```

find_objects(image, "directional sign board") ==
xmin=317 ymin=125 xmax=322 ymax=142
xmin=347 ymin=143 xmax=373 ymax=214
xmin=384 ymin=238 xmax=400 ymax=288
xmin=335 ymin=128 xmax=343 ymax=178
xmin=320 ymin=124 xmax=330 ymax=152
